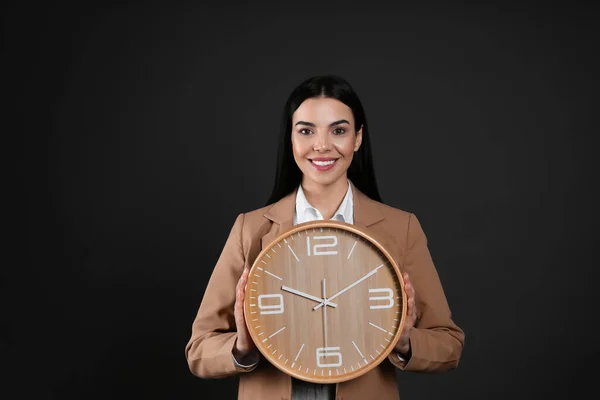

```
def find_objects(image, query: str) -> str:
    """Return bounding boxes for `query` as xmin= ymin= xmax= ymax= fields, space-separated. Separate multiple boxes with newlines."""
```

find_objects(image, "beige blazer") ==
xmin=185 ymin=183 xmax=465 ymax=400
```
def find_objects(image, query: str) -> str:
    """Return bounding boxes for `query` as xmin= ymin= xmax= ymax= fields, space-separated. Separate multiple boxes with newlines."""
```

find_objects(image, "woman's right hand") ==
xmin=233 ymin=268 xmax=257 ymax=359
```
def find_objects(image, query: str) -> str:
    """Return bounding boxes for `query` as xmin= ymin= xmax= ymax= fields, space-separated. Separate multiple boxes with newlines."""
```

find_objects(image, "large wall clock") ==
xmin=244 ymin=220 xmax=407 ymax=384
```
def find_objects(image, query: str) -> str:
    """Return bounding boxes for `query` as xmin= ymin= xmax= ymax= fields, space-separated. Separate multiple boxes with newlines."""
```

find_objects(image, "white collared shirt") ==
xmin=294 ymin=181 xmax=354 ymax=225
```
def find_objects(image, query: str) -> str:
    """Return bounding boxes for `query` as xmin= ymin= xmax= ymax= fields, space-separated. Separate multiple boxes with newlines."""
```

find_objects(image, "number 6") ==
xmin=316 ymin=347 xmax=342 ymax=367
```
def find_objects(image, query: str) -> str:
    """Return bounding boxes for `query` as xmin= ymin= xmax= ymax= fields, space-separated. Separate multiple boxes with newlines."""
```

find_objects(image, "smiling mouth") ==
xmin=310 ymin=159 xmax=337 ymax=166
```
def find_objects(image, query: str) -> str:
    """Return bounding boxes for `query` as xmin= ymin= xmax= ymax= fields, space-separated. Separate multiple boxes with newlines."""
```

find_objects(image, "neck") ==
xmin=301 ymin=176 xmax=349 ymax=220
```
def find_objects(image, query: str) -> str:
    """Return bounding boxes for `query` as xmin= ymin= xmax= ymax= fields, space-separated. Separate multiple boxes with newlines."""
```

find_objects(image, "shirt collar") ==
xmin=294 ymin=180 xmax=354 ymax=225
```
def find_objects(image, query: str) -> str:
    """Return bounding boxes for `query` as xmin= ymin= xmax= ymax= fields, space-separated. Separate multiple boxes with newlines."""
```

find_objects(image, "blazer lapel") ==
xmin=351 ymin=182 xmax=385 ymax=229
xmin=351 ymin=182 xmax=401 ymax=262
xmin=261 ymin=189 xmax=296 ymax=250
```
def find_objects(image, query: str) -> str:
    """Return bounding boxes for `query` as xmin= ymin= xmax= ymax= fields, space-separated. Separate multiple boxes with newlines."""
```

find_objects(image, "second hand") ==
xmin=323 ymin=279 xmax=328 ymax=348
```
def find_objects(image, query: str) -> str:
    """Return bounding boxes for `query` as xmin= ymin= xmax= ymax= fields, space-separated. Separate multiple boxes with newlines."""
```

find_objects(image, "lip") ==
xmin=309 ymin=157 xmax=339 ymax=172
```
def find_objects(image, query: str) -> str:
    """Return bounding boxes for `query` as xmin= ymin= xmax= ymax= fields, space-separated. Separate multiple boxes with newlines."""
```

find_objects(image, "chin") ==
xmin=305 ymin=173 xmax=346 ymax=187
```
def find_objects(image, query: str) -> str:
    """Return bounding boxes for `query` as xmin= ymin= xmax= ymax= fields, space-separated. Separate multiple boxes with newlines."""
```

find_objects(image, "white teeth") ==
xmin=312 ymin=160 xmax=335 ymax=166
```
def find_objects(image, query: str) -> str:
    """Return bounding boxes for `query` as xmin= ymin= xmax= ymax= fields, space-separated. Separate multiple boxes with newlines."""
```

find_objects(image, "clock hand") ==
xmin=322 ymin=279 xmax=328 ymax=348
xmin=281 ymin=286 xmax=338 ymax=308
xmin=313 ymin=263 xmax=385 ymax=310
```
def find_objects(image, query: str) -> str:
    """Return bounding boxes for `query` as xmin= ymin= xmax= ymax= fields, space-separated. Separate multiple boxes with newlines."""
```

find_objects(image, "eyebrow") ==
xmin=294 ymin=119 xmax=350 ymax=127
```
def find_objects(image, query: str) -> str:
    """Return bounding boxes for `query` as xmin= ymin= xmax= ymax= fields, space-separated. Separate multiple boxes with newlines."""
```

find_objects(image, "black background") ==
xmin=8 ymin=1 xmax=599 ymax=399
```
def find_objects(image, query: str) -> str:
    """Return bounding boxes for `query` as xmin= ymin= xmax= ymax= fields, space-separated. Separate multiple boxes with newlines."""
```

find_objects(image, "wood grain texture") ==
xmin=244 ymin=220 xmax=406 ymax=384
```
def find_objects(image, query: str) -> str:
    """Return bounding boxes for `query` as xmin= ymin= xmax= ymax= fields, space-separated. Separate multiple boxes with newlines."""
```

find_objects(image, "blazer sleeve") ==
xmin=389 ymin=213 xmax=465 ymax=372
xmin=185 ymin=213 xmax=254 ymax=378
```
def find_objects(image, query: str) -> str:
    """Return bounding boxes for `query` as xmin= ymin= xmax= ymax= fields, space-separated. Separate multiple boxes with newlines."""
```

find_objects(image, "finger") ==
xmin=409 ymin=297 xmax=416 ymax=318
xmin=241 ymin=269 xmax=250 ymax=297
xmin=403 ymin=274 xmax=415 ymax=299
xmin=235 ymin=269 xmax=243 ymax=293
xmin=402 ymin=272 xmax=410 ymax=285
xmin=239 ymin=268 xmax=248 ymax=284
xmin=236 ymin=272 xmax=247 ymax=306
xmin=236 ymin=269 xmax=248 ymax=295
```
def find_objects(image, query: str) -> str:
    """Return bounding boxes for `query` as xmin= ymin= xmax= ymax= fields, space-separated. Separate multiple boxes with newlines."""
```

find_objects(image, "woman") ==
xmin=185 ymin=75 xmax=465 ymax=400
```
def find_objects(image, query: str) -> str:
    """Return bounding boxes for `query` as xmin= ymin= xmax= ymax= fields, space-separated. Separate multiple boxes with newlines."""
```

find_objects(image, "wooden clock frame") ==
xmin=244 ymin=220 xmax=407 ymax=384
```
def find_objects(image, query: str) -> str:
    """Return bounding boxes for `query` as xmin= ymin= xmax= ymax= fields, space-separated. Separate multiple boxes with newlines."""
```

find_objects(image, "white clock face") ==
xmin=245 ymin=221 xmax=405 ymax=383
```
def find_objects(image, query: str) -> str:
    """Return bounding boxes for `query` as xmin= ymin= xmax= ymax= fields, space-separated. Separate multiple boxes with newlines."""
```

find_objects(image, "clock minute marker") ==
xmin=352 ymin=340 xmax=365 ymax=358
xmin=264 ymin=270 xmax=283 ymax=280
xmin=287 ymin=244 xmax=300 ymax=262
xmin=369 ymin=322 xmax=389 ymax=333
xmin=294 ymin=343 xmax=305 ymax=362
xmin=347 ymin=240 xmax=358 ymax=259
xmin=268 ymin=326 xmax=286 ymax=339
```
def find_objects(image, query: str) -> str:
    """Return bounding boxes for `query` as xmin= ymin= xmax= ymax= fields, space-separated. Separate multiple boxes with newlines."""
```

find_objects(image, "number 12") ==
xmin=306 ymin=236 xmax=338 ymax=256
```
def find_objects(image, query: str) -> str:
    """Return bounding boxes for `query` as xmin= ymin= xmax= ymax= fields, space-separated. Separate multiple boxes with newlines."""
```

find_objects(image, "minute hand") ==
xmin=313 ymin=264 xmax=385 ymax=311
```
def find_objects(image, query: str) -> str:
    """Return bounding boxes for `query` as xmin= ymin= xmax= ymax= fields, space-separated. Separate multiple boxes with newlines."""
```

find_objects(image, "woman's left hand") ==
xmin=395 ymin=272 xmax=417 ymax=355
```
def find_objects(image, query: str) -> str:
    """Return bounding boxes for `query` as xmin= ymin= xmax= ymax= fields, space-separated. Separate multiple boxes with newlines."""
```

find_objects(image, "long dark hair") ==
xmin=266 ymin=75 xmax=382 ymax=206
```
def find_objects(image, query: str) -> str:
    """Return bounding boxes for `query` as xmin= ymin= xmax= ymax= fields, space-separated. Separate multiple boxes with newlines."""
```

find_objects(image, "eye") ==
xmin=299 ymin=128 xmax=312 ymax=135
xmin=332 ymin=128 xmax=346 ymax=135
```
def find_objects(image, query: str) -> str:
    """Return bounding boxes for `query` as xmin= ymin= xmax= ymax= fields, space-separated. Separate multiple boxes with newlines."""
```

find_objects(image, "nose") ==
xmin=313 ymin=132 xmax=332 ymax=152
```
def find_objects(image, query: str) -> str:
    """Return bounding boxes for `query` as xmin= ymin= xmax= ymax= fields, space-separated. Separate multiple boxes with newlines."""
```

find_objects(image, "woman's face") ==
xmin=291 ymin=97 xmax=362 ymax=189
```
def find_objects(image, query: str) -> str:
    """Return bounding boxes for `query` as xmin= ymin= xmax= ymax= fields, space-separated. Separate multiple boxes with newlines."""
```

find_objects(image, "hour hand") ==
xmin=281 ymin=286 xmax=337 ymax=308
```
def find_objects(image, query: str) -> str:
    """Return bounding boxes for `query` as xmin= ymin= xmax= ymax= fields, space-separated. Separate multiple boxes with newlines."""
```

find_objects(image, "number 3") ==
xmin=369 ymin=288 xmax=394 ymax=309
